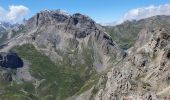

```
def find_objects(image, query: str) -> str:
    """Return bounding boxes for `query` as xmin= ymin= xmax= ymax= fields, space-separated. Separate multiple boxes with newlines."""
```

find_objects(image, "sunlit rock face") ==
xmin=0 ymin=52 xmax=24 ymax=69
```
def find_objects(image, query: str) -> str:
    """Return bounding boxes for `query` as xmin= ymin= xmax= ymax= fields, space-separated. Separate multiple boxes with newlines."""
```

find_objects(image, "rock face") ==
xmin=1 ymin=10 xmax=123 ymax=72
xmin=26 ymin=10 xmax=121 ymax=56
xmin=0 ymin=52 xmax=23 ymax=69
xmin=94 ymin=27 xmax=170 ymax=100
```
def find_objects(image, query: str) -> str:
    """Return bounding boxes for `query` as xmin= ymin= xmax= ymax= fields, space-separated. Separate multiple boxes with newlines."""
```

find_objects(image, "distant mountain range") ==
xmin=104 ymin=15 xmax=170 ymax=49
xmin=0 ymin=21 xmax=26 ymax=45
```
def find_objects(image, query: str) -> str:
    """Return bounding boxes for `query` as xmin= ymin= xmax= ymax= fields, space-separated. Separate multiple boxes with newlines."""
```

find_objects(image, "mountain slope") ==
xmin=0 ymin=10 xmax=123 ymax=99
xmin=105 ymin=15 xmax=170 ymax=49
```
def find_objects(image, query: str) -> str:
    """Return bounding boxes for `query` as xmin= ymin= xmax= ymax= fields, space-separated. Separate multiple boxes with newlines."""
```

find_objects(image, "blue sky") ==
xmin=0 ymin=0 xmax=170 ymax=23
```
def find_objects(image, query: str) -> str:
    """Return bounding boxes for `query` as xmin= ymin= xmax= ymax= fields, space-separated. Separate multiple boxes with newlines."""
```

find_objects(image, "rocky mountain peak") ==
xmin=26 ymin=10 xmax=95 ymax=30
xmin=41 ymin=9 xmax=71 ymax=16
xmin=0 ymin=10 xmax=123 ymax=73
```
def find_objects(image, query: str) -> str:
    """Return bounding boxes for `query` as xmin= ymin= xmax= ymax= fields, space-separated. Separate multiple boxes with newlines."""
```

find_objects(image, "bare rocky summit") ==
xmin=1 ymin=10 xmax=123 ymax=72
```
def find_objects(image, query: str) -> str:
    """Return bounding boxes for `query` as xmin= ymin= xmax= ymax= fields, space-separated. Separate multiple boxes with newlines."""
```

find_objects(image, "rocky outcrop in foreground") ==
xmin=94 ymin=28 xmax=170 ymax=100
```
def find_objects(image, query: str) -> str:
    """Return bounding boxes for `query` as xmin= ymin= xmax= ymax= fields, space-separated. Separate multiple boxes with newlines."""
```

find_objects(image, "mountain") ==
xmin=0 ymin=22 xmax=12 ymax=44
xmin=0 ymin=10 xmax=170 ymax=100
xmin=0 ymin=10 xmax=123 ymax=100
xmin=0 ymin=22 xmax=25 ymax=45
xmin=104 ymin=15 xmax=170 ymax=49
xmin=0 ymin=22 xmax=13 ymax=31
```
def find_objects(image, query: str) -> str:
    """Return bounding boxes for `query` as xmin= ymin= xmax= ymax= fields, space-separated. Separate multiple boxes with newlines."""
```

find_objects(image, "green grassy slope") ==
xmin=105 ymin=15 xmax=170 ymax=49
xmin=0 ymin=44 xmax=97 ymax=100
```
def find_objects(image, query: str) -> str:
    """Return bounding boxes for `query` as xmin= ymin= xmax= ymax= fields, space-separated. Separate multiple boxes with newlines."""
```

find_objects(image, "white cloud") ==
xmin=101 ymin=4 xmax=170 ymax=26
xmin=7 ymin=5 xmax=29 ymax=22
xmin=0 ymin=7 xmax=6 ymax=21
xmin=122 ymin=4 xmax=170 ymax=21
xmin=0 ymin=5 xmax=29 ymax=23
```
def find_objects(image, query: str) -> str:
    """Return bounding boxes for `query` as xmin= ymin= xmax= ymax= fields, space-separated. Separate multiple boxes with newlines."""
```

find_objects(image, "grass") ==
xmin=104 ymin=20 xmax=144 ymax=50
xmin=75 ymin=73 xmax=99 ymax=95
xmin=8 ymin=44 xmax=97 ymax=100
xmin=0 ymin=81 xmax=38 ymax=100
xmin=105 ymin=27 xmax=138 ymax=50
